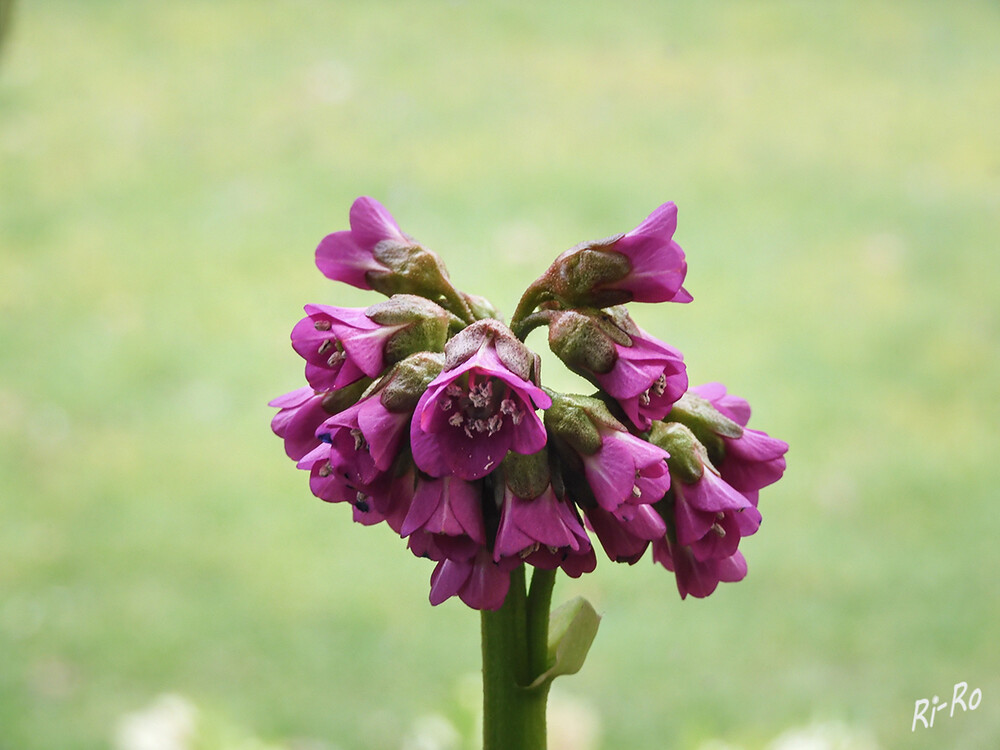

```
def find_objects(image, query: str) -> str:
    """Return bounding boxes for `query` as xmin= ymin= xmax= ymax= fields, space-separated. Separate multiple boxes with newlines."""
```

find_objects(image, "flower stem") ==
xmin=481 ymin=566 xmax=556 ymax=750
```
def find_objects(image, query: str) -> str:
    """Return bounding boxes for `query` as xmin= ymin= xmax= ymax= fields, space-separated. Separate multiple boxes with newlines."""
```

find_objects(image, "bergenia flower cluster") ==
xmin=271 ymin=197 xmax=788 ymax=608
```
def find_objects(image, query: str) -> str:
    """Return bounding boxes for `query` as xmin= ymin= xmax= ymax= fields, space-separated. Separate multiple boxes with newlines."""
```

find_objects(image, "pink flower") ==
xmin=428 ymin=546 xmax=519 ymax=611
xmin=315 ymin=196 xmax=408 ymax=289
xmin=581 ymin=426 xmax=672 ymax=517
xmin=268 ymin=387 xmax=333 ymax=460
xmin=547 ymin=308 xmax=687 ymax=430
xmin=652 ymin=540 xmax=747 ymax=600
xmin=584 ymin=503 xmax=666 ymax=565
xmin=410 ymin=325 xmax=551 ymax=481
xmin=400 ymin=475 xmax=486 ymax=545
xmin=291 ymin=304 xmax=399 ymax=391
xmin=607 ymin=202 xmax=692 ymax=304
xmin=690 ymin=383 xmax=788 ymax=505
xmin=591 ymin=325 xmax=687 ymax=430
xmin=547 ymin=202 xmax=692 ymax=308
xmin=648 ymin=421 xmax=761 ymax=599
xmin=494 ymin=484 xmax=593 ymax=571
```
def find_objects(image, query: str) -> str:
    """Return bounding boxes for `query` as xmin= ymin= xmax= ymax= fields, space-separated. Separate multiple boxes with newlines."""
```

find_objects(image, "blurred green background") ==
xmin=2 ymin=1 xmax=999 ymax=749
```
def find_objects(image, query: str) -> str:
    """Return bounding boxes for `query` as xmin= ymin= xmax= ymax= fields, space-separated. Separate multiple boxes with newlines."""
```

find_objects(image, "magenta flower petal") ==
xmin=291 ymin=304 xmax=401 ymax=391
xmin=582 ymin=429 xmax=671 ymax=512
xmin=611 ymin=202 xmax=691 ymax=303
xmin=493 ymin=485 xmax=590 ymax=561
xmin=411 ymin=338 xmax=550 ymax=481
xmin=400 ymin=476 xmax=485 ymax=543
xmin=315 ymin=197 xmax=408 ymax=289
xmin=269 ymin=387 xmax=332 ymax=460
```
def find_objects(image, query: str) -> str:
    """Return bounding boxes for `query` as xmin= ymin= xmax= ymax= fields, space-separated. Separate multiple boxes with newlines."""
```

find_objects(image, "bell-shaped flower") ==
xmin=492 ymin=451 xmax=593 ymax=576
xmin=292 ymin=296 xmax=450 ymax=392
xmin=269 ymin=379 xmax=372 ymax=460
xmin=545 ymin=393 xmax=671 ymax=518
xmin=687 ymin=383 xmax=789 ymax=505
xmin=400 ymin=474 xmax=486 ymax=545
xmin=545 ymin=202 xmax=691 ymax=308
xmin=315 ymin=196 xmax=408 ymax=290
xmin=652 ymin=538 xmax=748 ymax=600
xmin=410 ymin=321 xmax=551 ymax=481
xmin=428 ymin=545 xmax=520 ymax=611
xmin=549 ymin=307 xmax=687 ymax=429
xmin=583 ymin=503 xmax=667 ymax=565
xmin=649 ymin=421 xmax=761 ymax=599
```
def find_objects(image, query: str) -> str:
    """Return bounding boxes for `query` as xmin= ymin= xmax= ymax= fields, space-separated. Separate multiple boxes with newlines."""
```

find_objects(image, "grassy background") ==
xmin=2 ymin=1 xmax=999 ymax=748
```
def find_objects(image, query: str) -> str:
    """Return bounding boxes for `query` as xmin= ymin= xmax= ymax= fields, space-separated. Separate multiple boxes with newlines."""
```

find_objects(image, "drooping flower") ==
xmin=493 ymin=451 xmax=594 ymax=576
xmin=649 ymin=421 xmax=761 ymax=599
xmin=687 ymin=383 xmax=789 ymax=505
xmin=545 ymin=393 xmax=671 ymax=519
xmin=268 ymin=379 xmax=371 ymax=460
xmin=410 ymin=321 xmax=551 ymax=481
xmin=291 ymin=304 xmax=398 ymax=391
xmin=545 ymin=202 xmax=691 ymax=308
xmin=400 ymin=474 xmax=486 ymax=545
xmin=297 ymin=352 xmax=445 ymax=512
xmin=291 ymin=296 xmax=451 ymax=392
xmin=548 ymin=307 xmax=687 ymax=429
xmin=583 ymin=503 xmax=667 ymax=565
xmin=427 ymin=545 xmax=519 ymax=611
xmin=315 ymin=196 xmax=408 ymax=290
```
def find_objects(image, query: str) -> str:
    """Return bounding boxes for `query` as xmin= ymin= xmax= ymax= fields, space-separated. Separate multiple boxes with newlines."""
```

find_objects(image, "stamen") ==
xmin=631 ymin=484 xmax=643 ymax=498
xmin=318 ymin=462 xmax=333 ymax=477
xmin=448 ymin=412 xmax=464 ymax=427
xmin=711 ymin=523 xmax=726 ymax=538
xmin=355 ymin=492 xmax=370 ymax=513
xmin=317 ymin=340 xmax=334 ymax=355
xmin=439 ymin=397 xmax=453 ymax=411
xmin=468 ymin=381 xmax=493 ymax=409
xmin=327 ymin=351 xmax=346 ymax=367
xmin=446 ymin=383 xmax=464 ymax=398
xmin=313 ymin=319 xmax=333 ymax=331
xmin=350 ymin=428 xmax=367 ymax=452
xmin=639 ymin=390 xmax=651 ymax=406
xmin=652 ymin=373 xmax=667 ymax=396
xmin=486 ymin=414 xmax=503 ymax=434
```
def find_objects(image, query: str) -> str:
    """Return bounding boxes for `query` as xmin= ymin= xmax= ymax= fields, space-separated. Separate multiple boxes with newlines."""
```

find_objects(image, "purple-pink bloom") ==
xmin=291 ymin=304 xmax=401 ymax=391
xmin=608 ymin=202 xmax=692 ymax=304
xmin=494 ymin=484 xmax=591 ymax=563
xmin=580 ymin=425 xmax=672 ymax=518
xmin=296 ymin=391 xmax=410 ymax=511
xmin=268 ymin=387 xmax=333 ymax=460
xmin=652 ymin=539 xmax=748 ymax=600
xmin=584 ymin=503 xmax=667 ymax=565
xmin=315 ymin=196 xmax=409 ymax=289
xmin=592 ymin=325 xmax=687 ymax=430
xmin=690 ymin=382 xmax=789 ymax=505
xmin=428 ymin=546 xmax=519 ymax=611
xmin=400 ymin=475 xmax=486 ymax=545
xmin=410 ymin=339 xmax=551 ymax=481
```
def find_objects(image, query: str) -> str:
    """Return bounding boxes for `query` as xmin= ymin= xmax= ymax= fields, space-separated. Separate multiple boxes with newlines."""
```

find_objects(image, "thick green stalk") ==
xmin=481 ymin=566 xmax=556 ymax=750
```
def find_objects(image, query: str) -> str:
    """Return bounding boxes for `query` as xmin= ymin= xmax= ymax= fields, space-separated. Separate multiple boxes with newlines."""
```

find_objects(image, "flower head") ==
xmin=410 ymin=321 xmax=551 ymax=481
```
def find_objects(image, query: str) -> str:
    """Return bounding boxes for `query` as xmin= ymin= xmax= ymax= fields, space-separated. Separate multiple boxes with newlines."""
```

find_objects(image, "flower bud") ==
xmin=543 ymin=392 xmax=608 ymax=457
xmin=365 ymin=294 xmax=451 ymax=363
xmin=547 ymin=309 xmax=623 ymax=377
